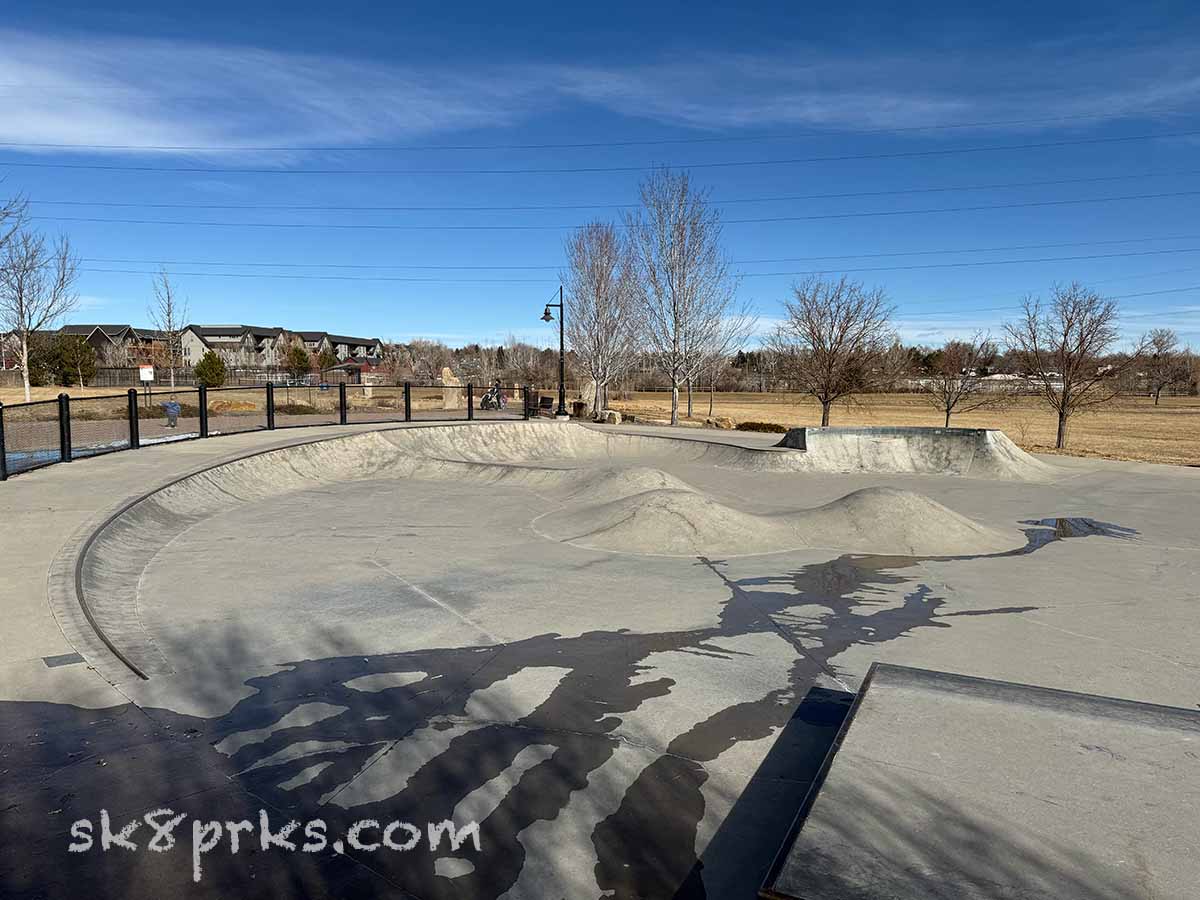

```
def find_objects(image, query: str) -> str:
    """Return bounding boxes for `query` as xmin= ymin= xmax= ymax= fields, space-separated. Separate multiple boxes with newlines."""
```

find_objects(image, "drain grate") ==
xmin=42 ymin=652 xmax=85 ymax=668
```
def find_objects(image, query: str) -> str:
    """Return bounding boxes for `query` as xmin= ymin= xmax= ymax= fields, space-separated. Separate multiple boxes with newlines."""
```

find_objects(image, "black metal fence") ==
xmin=89 ymin=366 xmax=366 ymax=389
xmin=1 ymin=383 xmax=537 ymax=481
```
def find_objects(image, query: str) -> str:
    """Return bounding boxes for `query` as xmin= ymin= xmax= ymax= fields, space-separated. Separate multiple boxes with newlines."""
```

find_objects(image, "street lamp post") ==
xmin=541 ymin=285 xmax=568 ymax=418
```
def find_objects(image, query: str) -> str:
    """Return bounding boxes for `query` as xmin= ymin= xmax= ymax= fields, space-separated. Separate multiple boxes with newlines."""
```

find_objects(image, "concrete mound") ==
xmin=774 ymin=426 xmax=1056 ymax=481
xmin=792 ymin=486 xmax=1021 ymax=556
xmin=560 ymin=466 xmax=696 ymax=502
xmin=537 ymin=483 xmax=1021 ymax=558
xmin=536 ymin=488 xmax=799 ymax=557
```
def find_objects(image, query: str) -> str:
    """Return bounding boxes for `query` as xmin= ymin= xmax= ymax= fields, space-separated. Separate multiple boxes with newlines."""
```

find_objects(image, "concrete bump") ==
xmin=537 ymin=483 xmax=1021 ymax=557
xmin=64 ymin=422 xmax=1047 ymax=682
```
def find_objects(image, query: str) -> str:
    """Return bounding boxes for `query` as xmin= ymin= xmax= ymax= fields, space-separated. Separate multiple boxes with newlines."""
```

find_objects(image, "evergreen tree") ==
xmin=51 ymin=334 xmax=96 ymax=387
xmin=193 ymin=349 xmax=227 ymax=387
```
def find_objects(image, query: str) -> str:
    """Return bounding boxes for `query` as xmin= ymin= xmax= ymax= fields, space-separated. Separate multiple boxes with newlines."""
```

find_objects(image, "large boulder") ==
xmin=441 ymin=366 xmax=462 ymax=409
xmin=580 ymin=379 xmax=599 ymax=416
xmin=600 ymin=409 xmax=622 ymax=425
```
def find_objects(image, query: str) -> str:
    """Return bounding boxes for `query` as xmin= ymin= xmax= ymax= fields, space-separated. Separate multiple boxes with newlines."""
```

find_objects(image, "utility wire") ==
xmin=77 ymin=233 xmax=1200 ymax=272
xmin=71 ymin=265 xmax=1199 ymax=320
xmin=75 ymin=247 xmax=1200 ymax=283
xmin=80 ymin=268 xmax=554 ymax=283
xmin=25 ymin=169 xmax=1200 ymax=212
xmin=5 ymin=129 xmax=1199 ymax=175
xmin=29 ymin=188 xmax=1200 ymax=231
xmin=897 ymin=284 xmax=1200 ymax=319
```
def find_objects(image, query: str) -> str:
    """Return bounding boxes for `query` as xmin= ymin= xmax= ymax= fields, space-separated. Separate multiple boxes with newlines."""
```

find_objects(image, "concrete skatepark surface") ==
xmin=1 ymin=420 xmax=1198 ymax=899
xmin=766 ymin=664 xmax=1200 ymax=900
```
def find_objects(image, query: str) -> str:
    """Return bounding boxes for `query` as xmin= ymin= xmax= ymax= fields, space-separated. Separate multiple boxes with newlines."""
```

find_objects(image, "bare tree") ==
xmin=624 ymin=168 xmax=745 ymax=425
xmin=407 ymin=339 xmax=454 ymax=383
xmin=693 ymin=310 xmax=757 ymax=418
xmin=920 ymin=332 xmax=1014 ymax=427
xmin=0 ymin=228 xmax=79 ymax=402
xmin=1142 ymin=328 xmax=1191 ymax=405
xmin=562 ymin=222 xmax=643 ymax=416
xmin=147 ymin=268 xmax=189 ymax=390
xmin=1 ymin=195 xmax=27 ymax=251
xmin=1005 ymin=282 xmax=1149 ymax=449
xmin=769 ymin=275 xmax=897 ymax=426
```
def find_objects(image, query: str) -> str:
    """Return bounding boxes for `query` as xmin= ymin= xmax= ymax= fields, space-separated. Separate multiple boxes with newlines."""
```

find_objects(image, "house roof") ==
xmin=178 ymin=325 xmax=382 ymax=354
xmin=326 ymin=334 xmax=383 ymax=347
xmin=59 ymin=324 xmax=131 ymax=342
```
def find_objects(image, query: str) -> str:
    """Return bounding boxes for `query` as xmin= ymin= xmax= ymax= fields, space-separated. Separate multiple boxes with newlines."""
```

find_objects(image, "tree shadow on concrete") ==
xmin=765 ymin=770 xmax=1145 ymax=900
xmin=0 ymin=517 xmax=1130 ymax=899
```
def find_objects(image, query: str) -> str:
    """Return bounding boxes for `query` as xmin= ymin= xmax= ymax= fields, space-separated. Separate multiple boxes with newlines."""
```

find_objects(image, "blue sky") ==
xmin=2 ymin=1 xmax=1199 ymax=348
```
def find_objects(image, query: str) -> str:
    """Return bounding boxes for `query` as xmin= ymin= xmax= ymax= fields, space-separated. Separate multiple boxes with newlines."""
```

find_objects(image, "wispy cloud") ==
xmin=0 ymin=30 xmax=542 ymax=153
xmin=2 ymin=29 xmax=1200 ymax=154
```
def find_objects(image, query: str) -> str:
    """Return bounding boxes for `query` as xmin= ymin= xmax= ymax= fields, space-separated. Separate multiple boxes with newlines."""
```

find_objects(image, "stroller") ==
xmin=479 ymin=383 xmax=508 ymax=410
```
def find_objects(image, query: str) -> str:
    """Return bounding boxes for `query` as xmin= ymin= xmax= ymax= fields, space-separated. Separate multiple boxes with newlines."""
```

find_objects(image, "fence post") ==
xmin=523 ymin=385 xmax=531 ymax=420
xmin=467 ymin=384 xmax=474 ymax=420
xmin=266 ymin=383 xmax=276 ymax=430
xmin=0 ymin=402 xmax=7 ymax=481
xmin=403 ymin=382 xmax=412 ymax=422
xmin=198 ymin=386 xmax=209 ymax=437
xmin=338 ymin=382 xmax=348 ymax=425
xmin=58 ymin=393 xmax=73 ymax=462
xmin=127 ymin=388 xmax=140 ymax=449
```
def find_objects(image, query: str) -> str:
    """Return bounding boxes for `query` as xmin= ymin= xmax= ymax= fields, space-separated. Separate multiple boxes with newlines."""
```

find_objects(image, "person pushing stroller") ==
xmin=479 ymin=380 xmax=507 ymax=410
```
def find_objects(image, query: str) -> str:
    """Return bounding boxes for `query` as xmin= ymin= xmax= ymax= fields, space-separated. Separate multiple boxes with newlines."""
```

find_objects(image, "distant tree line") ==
xmin=4 ymin=178 xmax=1196 ymax=450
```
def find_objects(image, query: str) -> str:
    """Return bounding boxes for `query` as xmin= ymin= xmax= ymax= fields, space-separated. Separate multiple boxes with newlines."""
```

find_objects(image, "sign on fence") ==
xmin=138 ymin=365 xmax=155 ymax=383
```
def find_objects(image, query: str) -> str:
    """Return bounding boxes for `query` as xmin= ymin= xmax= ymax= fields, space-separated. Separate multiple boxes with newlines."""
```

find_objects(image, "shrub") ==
xmin=72 ymin=405 xmax=125 ymax=421
xmin=193 ymin=351 xmax=227 ymax=387
xmin=275 ymin=403 xmax=321 ymax=415
xmin=735 ymin=420 xmax=789 ymax=433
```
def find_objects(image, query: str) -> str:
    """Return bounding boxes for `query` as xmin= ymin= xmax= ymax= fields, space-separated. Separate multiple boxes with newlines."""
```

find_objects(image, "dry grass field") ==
xmin=611 ymin=391 xmax=1200 ymax=466
xmin=4 ymin=384 xmax=1197 ymax=465
xmin=1 ymin=385 xmax=144 ymax=405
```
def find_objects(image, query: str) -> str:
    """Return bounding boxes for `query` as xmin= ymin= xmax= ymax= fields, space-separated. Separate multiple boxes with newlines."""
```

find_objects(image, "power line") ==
xmin=75 ymin=247 xmax=1200 ymax=284
xmin=73 ymin=264 xmax=1200 ymax=322
xmin=741 ymin=247 xmax=1200 ymax=277
xmin=77 ymin=234 xmax=1200 ymax=272
xmin=5 ymin=129 xmax=1199 ymax=176
xmin=25 ymin=169 xmax=1200 ymax=212
xmin=897 ymin=284 xmax=1200 ymax=319
xmin=80 ymin=267 xmax=554 ymax=284
xmin=29 ymin=189 xmax=1200 ymax=232
xmin=0 ymin=108 xmax=1189 ymax=152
